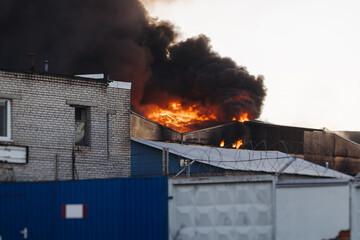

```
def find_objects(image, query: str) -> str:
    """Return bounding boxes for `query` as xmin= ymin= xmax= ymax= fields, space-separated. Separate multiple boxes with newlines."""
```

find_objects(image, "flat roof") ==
xmin=0 ymin=68 xmax=109 ymax=84
xmin=76 ymin=74 xmax=131 ymax=89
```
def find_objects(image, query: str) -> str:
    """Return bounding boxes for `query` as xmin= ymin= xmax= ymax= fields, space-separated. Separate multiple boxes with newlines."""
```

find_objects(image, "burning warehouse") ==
xmin=2 ymin=2 xmax=360 ymax=240
xmin=131 ymin=138 xmax=352 ymax=180
xmin=0 ymin=0 xmax=270 ymax=181
xmin=131 ymin=111 xmax=360 ymax=176
xmin=1 ymin=0 xmax=360 ymax=177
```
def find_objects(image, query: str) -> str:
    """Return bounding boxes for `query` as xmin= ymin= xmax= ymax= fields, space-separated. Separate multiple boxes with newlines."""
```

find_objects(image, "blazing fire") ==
xmin=220 ymin=139 xmax=225 ymax=147
xmin=234 ymin=139 xmax=243 ymax=149
xmin=232 ymin=113 xmax=249 ymax=123
xmin=220 ymin=139 xmax=243 ymax=149
xmin=142 ymin=97 xmax=251 ymax=132
xmin=144 ymin=101 xmax=218 ymax=132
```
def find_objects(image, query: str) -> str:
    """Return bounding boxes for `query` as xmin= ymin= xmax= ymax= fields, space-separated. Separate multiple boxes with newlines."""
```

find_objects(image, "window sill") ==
xmin=74 ymin=145 xmax=90 ymax=152
xmin=0 ymin=139 xmax=14 ymax=144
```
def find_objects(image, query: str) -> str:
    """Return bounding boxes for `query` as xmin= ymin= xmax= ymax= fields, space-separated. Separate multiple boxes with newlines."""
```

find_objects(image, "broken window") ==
xmin=0 ymin=99 xmax=10 ymax=140
xmin=75 ymin=107 xmax=88 ymax=146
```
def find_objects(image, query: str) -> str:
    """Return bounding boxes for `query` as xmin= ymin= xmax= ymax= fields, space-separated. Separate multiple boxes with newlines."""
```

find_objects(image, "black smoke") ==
xmin=0 ymin=0 xmax=266 ymax=124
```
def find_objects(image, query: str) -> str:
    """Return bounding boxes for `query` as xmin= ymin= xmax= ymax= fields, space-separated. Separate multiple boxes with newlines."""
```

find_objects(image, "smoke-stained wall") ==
xmin=131 ymin=111 xmax=182 ymax=142
xmin=304 ymin=131 xmax=360 ymax=175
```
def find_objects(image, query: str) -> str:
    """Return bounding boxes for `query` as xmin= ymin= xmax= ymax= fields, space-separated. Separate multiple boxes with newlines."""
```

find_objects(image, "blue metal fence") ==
xmin=0 ymin=176 xmax=168 ymax=240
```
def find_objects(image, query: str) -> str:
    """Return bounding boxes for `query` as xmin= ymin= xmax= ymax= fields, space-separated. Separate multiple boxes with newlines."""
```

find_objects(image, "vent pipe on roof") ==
xmin=104 ymin=73 xmax=109 ymax=81
xmin=44 ymin=60 xmax=49 ymax=72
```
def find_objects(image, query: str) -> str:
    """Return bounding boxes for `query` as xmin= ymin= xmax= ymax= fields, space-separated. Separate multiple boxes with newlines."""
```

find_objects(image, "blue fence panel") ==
xmin=0 ymin=176 xmax=168 ymax=240
xmin=27 ymin=182 xmax=54 ymax=240
xmin=0 ymin=182 xmax=54 ymax=240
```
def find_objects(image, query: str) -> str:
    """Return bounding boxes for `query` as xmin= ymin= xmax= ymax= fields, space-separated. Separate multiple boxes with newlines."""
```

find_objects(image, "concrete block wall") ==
xmin=0 ymin=70 xmax=131 ymax=181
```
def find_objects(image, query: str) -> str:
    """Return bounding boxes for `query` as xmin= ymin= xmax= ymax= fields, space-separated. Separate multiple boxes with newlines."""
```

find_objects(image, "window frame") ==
xmin=74 ymin=106 xmax=89 ymax=146
xmin=0 ymin=99 xmax=11 ymax=141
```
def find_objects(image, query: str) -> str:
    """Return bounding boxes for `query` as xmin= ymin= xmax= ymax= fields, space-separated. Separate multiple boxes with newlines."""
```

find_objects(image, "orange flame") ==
xmin=220 ymin=139 xmax=225 ymax=148
xmin=233 ymin=113 xmax=249 ymax=123
xmin=232 ymin=139 xmax=243 ymax=149
xmin=145 ymin=101 xmax=218 ymax=132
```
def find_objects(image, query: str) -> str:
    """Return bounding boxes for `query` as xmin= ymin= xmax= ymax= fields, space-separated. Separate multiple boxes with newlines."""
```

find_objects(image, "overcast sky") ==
xmin=142 ymin=0 xmax=360 ymax=131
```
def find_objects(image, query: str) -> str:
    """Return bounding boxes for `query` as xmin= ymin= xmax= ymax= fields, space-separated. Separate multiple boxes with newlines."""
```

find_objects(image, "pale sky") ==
xmin=142 ymin=0 xmax=360 ymax=131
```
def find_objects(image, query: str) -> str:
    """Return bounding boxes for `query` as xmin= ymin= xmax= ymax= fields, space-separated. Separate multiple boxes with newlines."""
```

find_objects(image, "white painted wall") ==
xmin=276 ymin=184 xmax=350 ymax=240
xmin=351 ymin=183 xmax=360 ymax=240
xmin=169 ymin=176 xmax=276 ymax=240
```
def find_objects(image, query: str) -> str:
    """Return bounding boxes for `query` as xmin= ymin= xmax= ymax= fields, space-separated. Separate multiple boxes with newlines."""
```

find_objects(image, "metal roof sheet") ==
xmin=132 ymin=138 xmax=353 ymax=180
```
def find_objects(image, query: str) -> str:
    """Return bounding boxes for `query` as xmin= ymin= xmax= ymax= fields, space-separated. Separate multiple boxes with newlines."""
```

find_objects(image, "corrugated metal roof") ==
xmin=132 ymin=138 xmax=353 ymax=180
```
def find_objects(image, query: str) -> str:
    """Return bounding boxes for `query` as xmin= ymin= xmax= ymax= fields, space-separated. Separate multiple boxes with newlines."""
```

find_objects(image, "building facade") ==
xmin=0 ymin=69 xmax=131 ymax=181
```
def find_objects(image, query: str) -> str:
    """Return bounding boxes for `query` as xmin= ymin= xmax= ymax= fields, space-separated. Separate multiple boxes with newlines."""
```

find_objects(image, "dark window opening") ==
xmin=75 ymin=107 xmax=88 ymax=146
xmin=0 ymin=100 xmax=9 ymax=138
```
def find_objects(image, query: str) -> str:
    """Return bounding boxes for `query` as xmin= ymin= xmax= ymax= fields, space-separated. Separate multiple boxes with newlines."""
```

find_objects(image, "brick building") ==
xmin=0 ymin=69 xmax=131 ymax=181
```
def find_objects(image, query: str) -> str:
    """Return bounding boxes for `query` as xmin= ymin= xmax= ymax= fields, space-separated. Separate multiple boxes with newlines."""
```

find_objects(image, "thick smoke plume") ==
xmin=0 ymin=0 xmax=266 ymax=128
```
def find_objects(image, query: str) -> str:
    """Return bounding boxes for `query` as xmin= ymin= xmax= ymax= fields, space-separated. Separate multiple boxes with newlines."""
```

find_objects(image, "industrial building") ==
xmin=0 ymin=68 xmax=357 ymax=240
xmin=0 ymin=69 xmax=131 ymax=181
xmin=131 ymin=138 xmax=352 ymax=180
xmin=131 ymin=112 xmax=360 ymax=176
xmin=2 ymin=67 xmax=357 ymax=182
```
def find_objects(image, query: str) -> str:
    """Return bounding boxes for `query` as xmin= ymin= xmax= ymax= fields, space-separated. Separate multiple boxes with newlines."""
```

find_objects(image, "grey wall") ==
xmin=277 ymin=181 xmax=350 ymax=240
xmin=131 ymin=112 xmax=182 ymax=142
xmin=0 ymin=70 xmax=131 ymax=181
xmin=304 ymin=131 xmax=360 ymax=175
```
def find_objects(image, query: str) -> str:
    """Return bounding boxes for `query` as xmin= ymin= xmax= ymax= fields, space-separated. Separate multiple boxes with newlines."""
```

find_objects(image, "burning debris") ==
xmin=145 ymin=101 xmax=218 ymax=132
xmin=0 ymin=0 xmax=266 ymax=132
xmin=220 ymin=138 xmax=244 ymax=149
